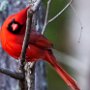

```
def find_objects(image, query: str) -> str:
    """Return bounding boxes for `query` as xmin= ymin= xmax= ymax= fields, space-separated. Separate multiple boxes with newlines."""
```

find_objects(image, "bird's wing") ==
xmin=29 ymin=31 xmax=53 ymax=49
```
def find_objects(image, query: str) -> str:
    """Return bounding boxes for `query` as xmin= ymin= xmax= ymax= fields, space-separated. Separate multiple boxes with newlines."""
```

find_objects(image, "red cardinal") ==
xmin=0 ymin=7 xmax=80 ymax=90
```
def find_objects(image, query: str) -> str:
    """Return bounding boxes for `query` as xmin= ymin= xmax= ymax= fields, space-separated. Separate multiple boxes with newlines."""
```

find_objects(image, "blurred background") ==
xmin=0 ymin=0 xmax=89 ymax=90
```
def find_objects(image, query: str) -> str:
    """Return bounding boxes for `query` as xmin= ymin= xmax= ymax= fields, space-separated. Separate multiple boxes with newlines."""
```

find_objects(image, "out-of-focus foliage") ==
xmin=43 ymin=0 xmax=71 ymax=53
xmin=42 ymin=0 xmax=72 ymax=90
xmin=46 ymin=63 xmax=71 ymax=90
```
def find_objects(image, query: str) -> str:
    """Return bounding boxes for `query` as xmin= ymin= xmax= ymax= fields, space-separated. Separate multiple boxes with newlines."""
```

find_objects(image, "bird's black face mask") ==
xmin=7 ymin=19 xmax=23 ymax=34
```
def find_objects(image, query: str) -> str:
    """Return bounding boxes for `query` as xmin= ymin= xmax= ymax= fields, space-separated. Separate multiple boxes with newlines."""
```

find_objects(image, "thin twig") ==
xmin=48 ymin=0 xmax=72 ymax=24
xmin=41 ymin=0 xmax=52 ymax=34
xmin=0 ymin=67 xmax=24 ymax=80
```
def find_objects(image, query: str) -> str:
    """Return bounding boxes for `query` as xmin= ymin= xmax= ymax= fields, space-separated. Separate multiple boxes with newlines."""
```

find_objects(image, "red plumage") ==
xmin=0 ymin=7 xmax=80 ymax=90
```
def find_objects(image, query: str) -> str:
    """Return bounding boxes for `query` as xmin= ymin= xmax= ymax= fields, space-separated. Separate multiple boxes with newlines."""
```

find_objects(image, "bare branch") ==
xmin=41 ymin=0 xmax=52 ymax=34
xmin=19 ymin=7 xmax=34 ymax=90
xmin=20 ymin=0 xmax=41 ymax=68
xmin=20 ymin=9 xmax=33 ymax=68
xmin=24 ymin=62 xmax=35 ymax=90
xmin=31 ymin=0 xmax=41 ymax=12
xmin=0 ymin=67 xmax=24 ymax=80
xmin=48 ymin=0 xmax=72 ymax=24
xmin=19 ymin=0 xmax=41 ymax=90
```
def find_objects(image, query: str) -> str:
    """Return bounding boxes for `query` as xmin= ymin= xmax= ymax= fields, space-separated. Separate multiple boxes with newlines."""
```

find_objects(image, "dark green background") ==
xmin=43 ymin=0 xmax=73 ymax=90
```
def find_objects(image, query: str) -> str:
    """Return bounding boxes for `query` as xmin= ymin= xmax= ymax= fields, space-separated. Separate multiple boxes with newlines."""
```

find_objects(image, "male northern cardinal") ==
xmin=0 ymin=7 xmax=80 ymax=90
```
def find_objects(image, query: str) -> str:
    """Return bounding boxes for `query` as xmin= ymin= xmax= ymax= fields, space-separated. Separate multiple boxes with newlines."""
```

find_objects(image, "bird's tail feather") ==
xmin=45 ymin=50 xmax=80 ymax=90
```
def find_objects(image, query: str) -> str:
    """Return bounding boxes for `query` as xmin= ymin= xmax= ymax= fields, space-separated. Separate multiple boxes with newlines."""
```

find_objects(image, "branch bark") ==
xmin=19 ymin=1 xmax=41 ymax=90
xmin=19 ymin=8 xmax=34 ymax=90
xmin=0 ymin=67 xmax=24 ymax=80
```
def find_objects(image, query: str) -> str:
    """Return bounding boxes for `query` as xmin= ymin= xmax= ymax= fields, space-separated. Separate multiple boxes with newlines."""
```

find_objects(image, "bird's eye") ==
xmin=7 ymin=19 xmax=22 ymax=34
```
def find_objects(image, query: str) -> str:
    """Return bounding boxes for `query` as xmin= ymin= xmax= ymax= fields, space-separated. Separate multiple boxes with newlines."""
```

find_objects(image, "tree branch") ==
xmin=20 ymin=0 xmax=41 ymax=70
xmin=41 ymin=0 xmax=52 ymax=34
xmin=41 ymin=0 xmax=72 ymax=34
xmin=48 ymin=0 xmax=72 ymax=24
xmin=19 ymin=7 xmax=34 ymax=90
xmin=0 ymin=67 xmax=24 ymax=80
xmin=19 ymin=0 xmax=41 ymax=90
xmin=20 ymin=8 xmax=33 ymax=70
